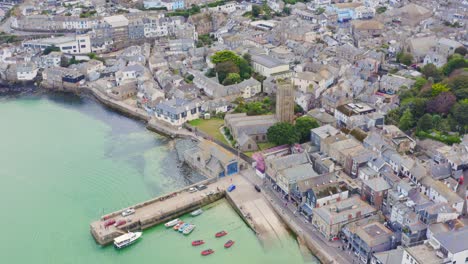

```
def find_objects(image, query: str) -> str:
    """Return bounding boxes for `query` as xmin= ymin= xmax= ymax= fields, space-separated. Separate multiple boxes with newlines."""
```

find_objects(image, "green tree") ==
xmin=222 ymin=73 xmax=241 ymax=85
xmin=385 ymin=108 xmax=401 ymax=125
xmin=215 ymin=61 xmax=239 ymax=84
xmin=211 ymin=50 xmax=242 ymax=64
xmin=454 ymin=46 xmax=467 ymax=56
xmin=442 ymin=55 xmax=468 ymax=76
xmin=421 ymin=63 xmax=442 ymax=82
xmin=432 ymin=114 xmax=442 ymax=130
xmin=399 ymin=108 xmax=414 ymax=131
xmin=295 ymin=116 xmax=319 ymax=143
xmin=267 ymin=122 xmax=299 ymax=145
xmin=417 ymin=113 xmax=433 ymax=131
xmin=397 ymin=52 xmax=414 ymax=66
xmin=431 ymin=83 xmax=450 ymax=96
xmin=452 ymin=101 xmax=468 ymax=132
xmin=252 ymin=5 xmax=261 ymax=17
xmin=282 ymin=7 xmax=291 ymax=15
xmin=43 ymin=45 xmax=60 ymax=55
xmin=413 ymin=77 xmax=428 ymax=91
xmin=294 ymin=104 xmax=304 ymax=114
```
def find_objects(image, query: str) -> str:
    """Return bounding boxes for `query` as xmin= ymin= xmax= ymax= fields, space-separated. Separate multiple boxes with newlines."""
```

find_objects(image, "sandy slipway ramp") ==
xmin=226 ymin=176 xmax=290 ymax=245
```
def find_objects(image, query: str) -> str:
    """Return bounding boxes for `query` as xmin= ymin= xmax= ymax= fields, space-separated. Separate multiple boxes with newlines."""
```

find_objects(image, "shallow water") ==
xmin=0 ymin=93 xmax=317 ymax=264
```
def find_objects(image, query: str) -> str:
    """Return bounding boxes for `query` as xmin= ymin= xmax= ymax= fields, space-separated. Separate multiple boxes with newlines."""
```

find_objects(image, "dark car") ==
xmin=254 ymin=185 xmax=261 ymax=192
xmin=196 ymin=184 xmax=207 ymax=190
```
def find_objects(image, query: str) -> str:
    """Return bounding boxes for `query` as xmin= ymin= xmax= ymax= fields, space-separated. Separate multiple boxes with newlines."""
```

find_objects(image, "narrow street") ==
xmin=240 ymin=169 xmax=356 ymax=264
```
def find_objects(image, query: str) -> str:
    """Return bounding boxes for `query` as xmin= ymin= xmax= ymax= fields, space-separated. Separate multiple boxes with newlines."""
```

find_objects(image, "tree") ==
xmin=454 ymin=46 xmax=467 ymax=56
xmin=399 ymin=108 xmax=414 ymax=131
xmin=215 ymin=61 xmax=239 ymax=84
xmin=442 ymin=56 xmax=468 ymax=76
xmin=412 ymin=77 xmax=428 ymax=91
xmin=452 ymin=101 xmax=468 ymax=131
xmin=427 ymin=92 xmax=457 ymax=115
xmin=222 ymin=73 xmax=241 ymax=85
xmin=421 ymin=63 xmax=442 ymax=82
xmin=417 ymin=113 xmax=432 ymax=131
xmin=401 ymin=97 xmax=427 ymax=119
xmin=397 ymin=52 xmax=413 ymax=66
xmin=446 ymin=74 xmax=468 ymax=91
xmin=282 ymin=7 xmax=291 ymax=15
xmin=431 ymin=83 xmax=450 ymax=96
xmin=211 ymin=50 xmax=241 ymax=64
xmin=294 ymin=103 xmax=304 ymax=114
xmin=295 ymin=116 xmax=319 ymax=143
xmin=267 ymin=122 xmax=299 ymax=145
xmin=43 ymin=45 xmax=60 ymax=55
xmin=252 ymin=5 xmax=261 ymax=17
xmin=238 ymin=59 xmax=252 ymax=79
xmin=385 ymin=108 xmax=401 ymax=125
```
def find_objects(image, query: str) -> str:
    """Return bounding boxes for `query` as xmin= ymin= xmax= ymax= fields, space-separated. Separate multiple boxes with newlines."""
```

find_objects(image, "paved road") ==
xmin=240 ymin=169 xmax=355 ymax=264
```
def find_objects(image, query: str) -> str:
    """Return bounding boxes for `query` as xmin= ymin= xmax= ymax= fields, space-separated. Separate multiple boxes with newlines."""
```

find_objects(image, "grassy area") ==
xmin=244 ymin=142 xmax=278 ymax=157
xmin=258 ymin=142 xmax=277 ymax=150
xmin=188 ymin=118 xmax=229 ymax=145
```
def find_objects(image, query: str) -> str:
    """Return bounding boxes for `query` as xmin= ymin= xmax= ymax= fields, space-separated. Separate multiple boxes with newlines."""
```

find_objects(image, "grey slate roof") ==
xmin=251 ymin=54 xmax=285 ymax=68
xmin=434 ymin=227 xmax=468 ymax=254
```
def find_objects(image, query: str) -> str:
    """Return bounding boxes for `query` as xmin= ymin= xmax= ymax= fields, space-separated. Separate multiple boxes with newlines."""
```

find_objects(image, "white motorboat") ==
xmin=190 ymin=209 xmax=203 ymax=216
xmin=183 ymin=224 xmax=196 ymax=235
xmin=113 ymin=232 xmax=142 ymax=249
xmin=164 ymin=218 xmax=180 ymax=228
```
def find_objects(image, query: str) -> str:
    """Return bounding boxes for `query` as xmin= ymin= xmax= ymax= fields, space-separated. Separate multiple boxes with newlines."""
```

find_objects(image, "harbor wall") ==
xmin=267 ymin=200 xmax=334 ymax=264
xmin=91 ymin=177 xmax=221 ymax=246
xmin=225 ymin=192 xmax=258 ymax=234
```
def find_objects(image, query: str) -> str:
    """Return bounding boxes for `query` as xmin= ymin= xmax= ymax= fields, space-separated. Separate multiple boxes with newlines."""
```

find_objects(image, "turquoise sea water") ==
xmin=0 ymin=93 xmax=317 ymax=264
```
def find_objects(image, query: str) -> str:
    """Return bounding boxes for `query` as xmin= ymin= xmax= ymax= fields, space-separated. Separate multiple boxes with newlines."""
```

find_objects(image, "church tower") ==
xmin=275 ymin=80 xmax=295 ymax=123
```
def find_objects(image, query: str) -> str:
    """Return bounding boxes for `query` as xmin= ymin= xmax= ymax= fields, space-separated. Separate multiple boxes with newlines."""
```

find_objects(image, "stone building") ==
xmin=275 ymin=80 xmax=295 ymax=123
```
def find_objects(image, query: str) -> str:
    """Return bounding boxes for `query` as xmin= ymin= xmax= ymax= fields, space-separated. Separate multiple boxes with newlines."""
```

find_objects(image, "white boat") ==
xmin=183 ymin=224 xmax=196 ymax=235
xmin=164 ymin=218 xmax=180 ymax=228
xmin=113 ymin=232 xmax=142 ymax=249
xmin=190 ymin=209 xmax=203 ymax=217
xmin=121 ymin=208 xmax=135 ymax=217
xmin=179 ymin=223 xmax=190 ymax=232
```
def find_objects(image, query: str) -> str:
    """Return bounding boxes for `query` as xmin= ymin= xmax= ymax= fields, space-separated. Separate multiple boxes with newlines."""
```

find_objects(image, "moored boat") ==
xmin=113 ymin=232 xmax=142 ymax=249
xmin=192 ymin=240 xmax=204 ymax=246
xmin=215 ymin=231 xmax=227 ymax=238
xmin=201 ymin=249 xmax=214 ymax=256
xmin=173 ymin=221 xmax=184 ymax=230
xmin=190 ymin=209 xmax=203 ymax=216
xmin=224 ymin=240 xmax=235 ymax=248
xmin=164 ymin=218 xmax=180 ymax=228
xmin=179 ymin=223 xmax=190 ymax=232
xmin=183 ymin=224 xmax=196 ymax=235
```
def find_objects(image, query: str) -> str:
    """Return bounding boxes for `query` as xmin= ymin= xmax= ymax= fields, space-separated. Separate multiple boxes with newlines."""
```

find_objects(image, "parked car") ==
xmin=197 ymin=184 xmax=207 ymax=190
xmin=188 ymin=187 xmax=197 ymax=193
xmin=254 ymin=185 xmax=261 ymax=192
xmin=121 ymin=208 xmax=135 ymax=217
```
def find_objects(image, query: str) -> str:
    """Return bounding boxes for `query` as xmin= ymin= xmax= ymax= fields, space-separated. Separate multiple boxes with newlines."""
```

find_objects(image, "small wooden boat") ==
xmin=192 ymin=240 xmax=204 ymax=246
xmin=173 ymin=221 xmax=184 ymax=230
xmin=190 ymin=209 xmax=203 ymax=216
xmin=164 ymin=218 xmax=180 ymax=228
xmin=183 ymin=224 xmax=196 ymax=235
xmin=201 ymin=249 xmax=214 ymax=256
xmin=224 ymin=240 xmax=235 ymax=248
xmin=215 ymin=231 xmax=227 ymax=238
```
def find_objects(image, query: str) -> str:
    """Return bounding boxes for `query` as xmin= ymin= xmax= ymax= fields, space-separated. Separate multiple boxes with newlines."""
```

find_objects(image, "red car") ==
xmin=114 ymin=220 xmax=126 ymax=227
xmin=104 ymin=219 xmax=116 ymax=228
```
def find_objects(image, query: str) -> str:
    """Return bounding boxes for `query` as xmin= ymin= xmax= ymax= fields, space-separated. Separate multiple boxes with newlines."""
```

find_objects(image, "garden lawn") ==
xmin=188 ymin=118 xmax=229 ymax=145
